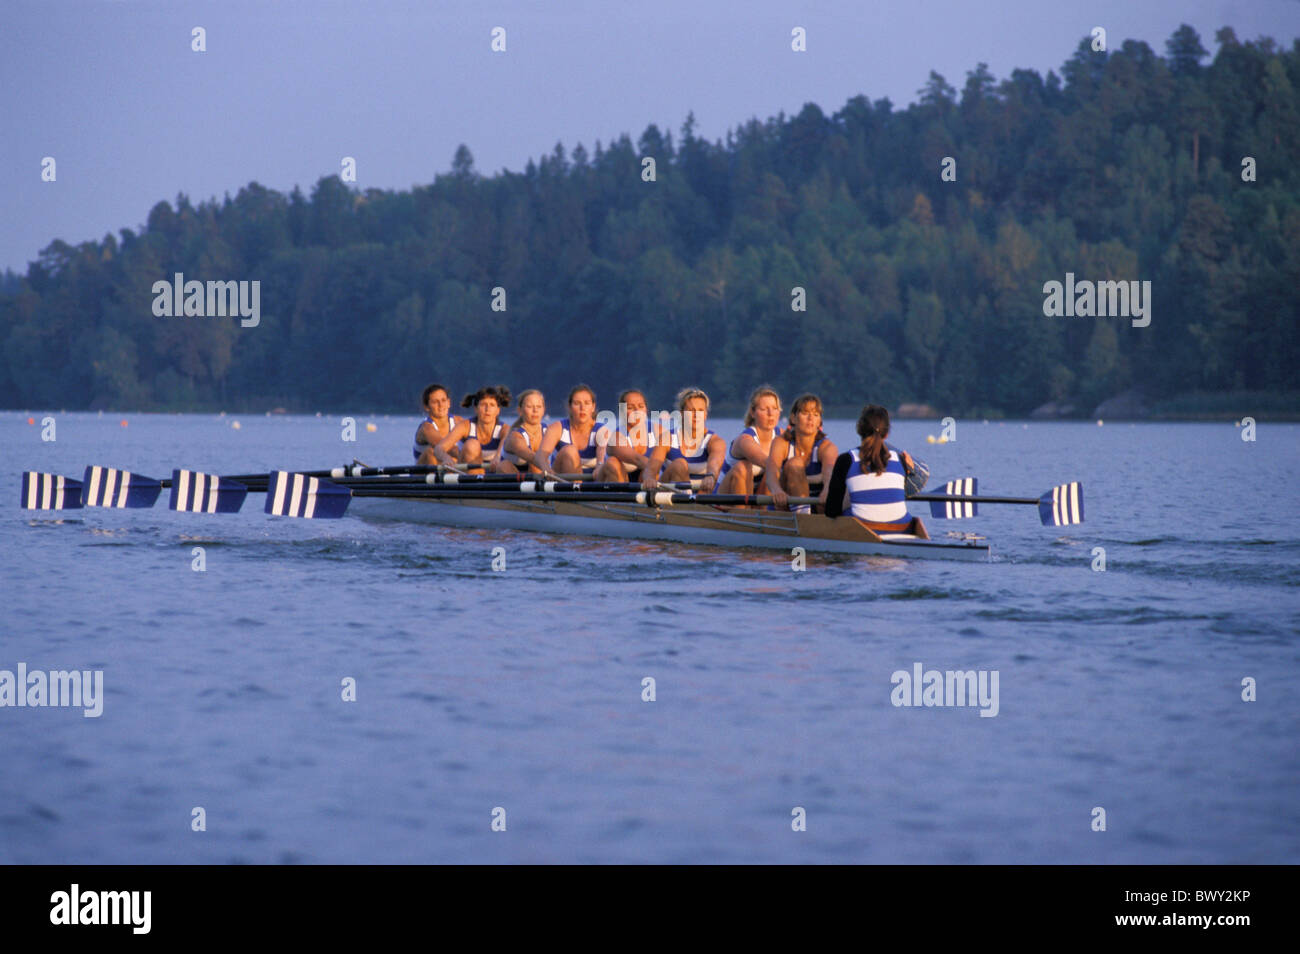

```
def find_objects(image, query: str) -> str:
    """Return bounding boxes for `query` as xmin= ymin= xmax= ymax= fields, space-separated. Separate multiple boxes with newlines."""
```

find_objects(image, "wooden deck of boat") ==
xmin=349 ymin=494 xmax=991 ymax=562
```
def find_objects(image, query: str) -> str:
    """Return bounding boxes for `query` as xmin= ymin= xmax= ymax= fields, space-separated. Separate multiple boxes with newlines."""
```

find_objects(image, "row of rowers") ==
xmin=412 ymin=383 xmax=928 ymax=535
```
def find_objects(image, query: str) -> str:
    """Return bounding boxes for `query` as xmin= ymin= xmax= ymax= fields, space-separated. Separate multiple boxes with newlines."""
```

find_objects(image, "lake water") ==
xmin=2 ymin=412 xmax=1297 ymax=863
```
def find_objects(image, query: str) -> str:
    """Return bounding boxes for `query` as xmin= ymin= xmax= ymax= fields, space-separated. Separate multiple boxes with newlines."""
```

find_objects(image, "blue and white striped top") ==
xmin=608 ymin=425 xmax=658 ymax=476
xmin=502 ymin=424 xmax=542 ymax=470
xmin=789 ymin=436 xmax=827 ymax=490
xmin=467 ymin=421 xmax=504 ymax=464
xmin=664 ymin=427 xmax=718 ymax=476
xmin=720 ymin=426 xmax=767 ymax=480
xmin=412 ymin=414 xmax=460 ymax=461
xmin=842 ymin=448 xmax=910 ymax=526
xmin=553 ymin=418 xmax=606 ymax=472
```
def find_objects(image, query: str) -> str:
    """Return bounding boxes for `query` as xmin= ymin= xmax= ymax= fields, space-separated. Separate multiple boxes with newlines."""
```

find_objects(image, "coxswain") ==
xmin=824 ymin=404 xmax=929 ymax=538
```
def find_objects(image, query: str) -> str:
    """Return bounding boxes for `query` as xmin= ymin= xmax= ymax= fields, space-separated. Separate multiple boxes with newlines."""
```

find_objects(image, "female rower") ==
xmin=598 ymin=389 xmax=665 ymax=486
xmin=657 ymin=387 xmax=726 ymax=492
xmin=718 ymin=385 xmax=782 ymax=497
xmin=496 ymin=389 xmax=549 ymax=475
xmin=768 ymin=393 xmax=838 ymax=513
xmin=413 ymin=383 xmax=461 ymax=465
xmin=536 ymin=384 xmax=608 ymax=477
xmin=824 ymin=404 xmax=929 ymax=538
xmin=433 ymin=385 xmax=511 ymax=472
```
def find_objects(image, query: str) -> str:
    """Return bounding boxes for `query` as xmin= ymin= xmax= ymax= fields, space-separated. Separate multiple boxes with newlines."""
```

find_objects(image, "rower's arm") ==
xmin=646 ymin=430 xmax=671 ymax=478
xmin=610 ymin=440 xmax=648 ymax=470
xmin=432 ymin=420 xmax=469 ymax=464
xmin=534 ymin=421 xmax=562 ymax=469
xmin=885 ymin=441 xmax=915 ymax=473
xmin=704 ymin=435 xmax=726 ymax=489
xmin=733 ymin=433 xmax=767 ymax=468
xmin=765 ymin=436 xmax=791 ymax=505
xmin=823 ymin=452 xmax=853 ymax=518
xmin=817 ymin=440 xmax=839 ymax=506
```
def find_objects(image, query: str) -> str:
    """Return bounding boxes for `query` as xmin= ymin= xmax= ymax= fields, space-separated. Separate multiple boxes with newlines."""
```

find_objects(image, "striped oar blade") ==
xmin=1038 ymin=481 xmax=1085 ymax=526
xmin=264 ymin=471 xmax=352 ymax=518
xmin=21 ymin=473 xmax=84 ymax=510
xmin=81 ymin=466 xmax=163 ymax=508
xmin=929 ymin=477 xmax=979 ymax=519
xmin=169 ymin=469 xmax=248 ymax=514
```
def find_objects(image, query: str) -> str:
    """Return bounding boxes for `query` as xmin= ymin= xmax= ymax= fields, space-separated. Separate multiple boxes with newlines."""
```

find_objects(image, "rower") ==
xmin=718 ymin=385 xmax=782 ymax=498
xmin=434 ymin=386 xmax=511 ymax=473
xmin=657 ymin=387 xmax=725 ymax=492
xmin=537 ymin=384 xmax=607 ymax=476
xmin=768 ymin=393 xmax=837 ymax=514
xmin=598 ymin=389 xmax=663 ymax=485
xmin=496 ymin=389 xmax=548 ymax=475
xmin=824 ymin=404 xmax=929 ymax=539
xmin=413 ymin=383 xmax=461 ymax=465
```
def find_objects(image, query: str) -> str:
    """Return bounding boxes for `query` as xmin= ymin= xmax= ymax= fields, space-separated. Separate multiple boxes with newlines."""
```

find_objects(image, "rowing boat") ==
xmin=22 ymin=463 xmax=1085 ymax=564
xmin=346 ymin=492 xmax=992 ymax=561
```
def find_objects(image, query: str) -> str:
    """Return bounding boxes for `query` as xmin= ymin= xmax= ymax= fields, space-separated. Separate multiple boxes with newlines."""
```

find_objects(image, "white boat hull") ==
xmin=348 ymin=495 xmax=991 ymax=562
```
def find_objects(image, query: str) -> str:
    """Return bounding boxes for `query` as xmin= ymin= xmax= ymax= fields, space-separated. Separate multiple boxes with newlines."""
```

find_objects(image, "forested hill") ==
xmin=3 ymin=26 xmax=1298 ymax=416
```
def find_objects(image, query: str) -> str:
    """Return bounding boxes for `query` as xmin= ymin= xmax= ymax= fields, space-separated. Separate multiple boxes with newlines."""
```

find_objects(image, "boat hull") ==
xmin=348 ymin=495 xmax=991 ymax=562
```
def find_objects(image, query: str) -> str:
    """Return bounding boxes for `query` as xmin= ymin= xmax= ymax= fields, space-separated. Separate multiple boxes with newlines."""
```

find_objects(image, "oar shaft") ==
xmin=346 ymin=486 xmax=818 ymax=507
xmin=908 ymin=493 xmax=1038 ymax=505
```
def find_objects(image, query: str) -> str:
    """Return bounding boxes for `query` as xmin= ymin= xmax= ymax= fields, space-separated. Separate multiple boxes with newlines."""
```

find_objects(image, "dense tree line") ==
xmin=2 ymin=26 xmax=1297 ymax=415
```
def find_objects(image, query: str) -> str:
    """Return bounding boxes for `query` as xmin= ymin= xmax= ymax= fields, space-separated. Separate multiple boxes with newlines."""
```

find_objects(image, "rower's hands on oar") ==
xmin=699 ymin=473 xmax=717 ymax=493
xmin=640 ymin=471 xmax=659 ymax=490
xmin=771 ymin=487 xmax=789 ymax=509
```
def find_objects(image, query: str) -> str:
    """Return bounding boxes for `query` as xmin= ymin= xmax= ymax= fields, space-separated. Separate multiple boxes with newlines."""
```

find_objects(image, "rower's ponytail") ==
xmin=856 ymin=404 xmax=891 ymax=476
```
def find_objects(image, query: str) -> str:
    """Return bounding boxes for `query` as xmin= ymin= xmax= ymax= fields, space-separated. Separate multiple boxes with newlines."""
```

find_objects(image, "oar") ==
xmin=261 ymin=471 xmax=818 ymax=519
xmin=909 ymin=478 xmax=1085 ymax=526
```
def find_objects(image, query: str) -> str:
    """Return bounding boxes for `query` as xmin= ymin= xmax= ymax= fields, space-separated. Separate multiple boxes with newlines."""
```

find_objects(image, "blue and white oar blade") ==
xmin=1038 ymin=482 xmax=1085 ymax=526
xmin=21 ymin=472 xmax=84 ymax=510
xmin=264 ymin=471 xmax=351 ymax=519
xmin=929 ymin=477 xmax=979 ymax=519
xmin=81 ymin=466 xmax=162 ymax=508
xmin=169 ymin=469 xmax=248 ymax=514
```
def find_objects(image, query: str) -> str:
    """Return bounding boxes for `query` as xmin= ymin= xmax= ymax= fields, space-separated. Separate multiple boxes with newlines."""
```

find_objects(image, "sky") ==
xmin=2 ymin=0 xmax=1298 ymax=275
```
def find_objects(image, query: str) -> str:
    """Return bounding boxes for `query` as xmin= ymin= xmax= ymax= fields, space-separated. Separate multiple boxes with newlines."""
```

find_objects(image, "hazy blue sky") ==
xmin=3 ymin=0 xmax=1298 ymax=274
